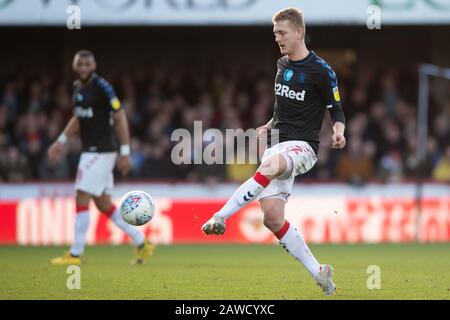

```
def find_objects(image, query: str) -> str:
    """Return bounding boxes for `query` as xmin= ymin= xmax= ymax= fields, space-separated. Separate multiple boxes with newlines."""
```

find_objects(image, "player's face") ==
xmin=73 ymin=56 xmax=96 ymax=81
xmin=273 ymin=20 xmax=303 ymax=56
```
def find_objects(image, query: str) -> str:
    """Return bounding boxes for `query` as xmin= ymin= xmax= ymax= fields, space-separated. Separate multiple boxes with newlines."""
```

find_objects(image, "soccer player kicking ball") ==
xmin=49 ymin=50 xmax=153 ymax=266
xmin=202 ymin=8 xmax=346 ymax=296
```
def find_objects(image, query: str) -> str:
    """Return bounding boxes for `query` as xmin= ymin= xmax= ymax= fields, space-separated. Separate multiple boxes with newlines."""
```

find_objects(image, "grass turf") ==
xmin=0 ymin=244 xmax=449 ymax=300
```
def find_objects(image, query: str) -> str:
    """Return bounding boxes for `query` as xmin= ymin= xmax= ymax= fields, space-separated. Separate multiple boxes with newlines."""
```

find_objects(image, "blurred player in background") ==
xmin=48 ymin=50 xmax=153 ymax=266
xmin=202 ymin=8 xmax=346 ymax=295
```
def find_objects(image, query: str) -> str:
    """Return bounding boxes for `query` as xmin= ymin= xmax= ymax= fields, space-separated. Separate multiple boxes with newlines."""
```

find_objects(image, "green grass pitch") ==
xmin=0 ymin=244 xmax=449 ymax=300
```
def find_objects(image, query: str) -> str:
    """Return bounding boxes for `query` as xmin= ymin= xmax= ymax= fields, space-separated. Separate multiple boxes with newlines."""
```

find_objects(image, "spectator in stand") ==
xmin=432 ymin=145 xmax=450 ymax=182
xmin=433 ymin=112 xmax=450 ymax=151
xmin=336 ymin=137 xmax=374 ymax=185
xmin=0 ymin=146 xmax=30 ymax=182
xmin=0 ymin=61 xmax=449 ymax=183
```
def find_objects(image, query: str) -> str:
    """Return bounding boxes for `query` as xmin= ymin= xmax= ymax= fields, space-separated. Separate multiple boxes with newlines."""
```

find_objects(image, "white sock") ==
xmin=70 ymin=210 xmax=90 ymax=256
xmin=110 ymin=207 xmax=145 ymax=247
xmin=277 ymin=221 xmax=321 ymax=279
xmin=214 ymin=172 xmax=270 ymax=221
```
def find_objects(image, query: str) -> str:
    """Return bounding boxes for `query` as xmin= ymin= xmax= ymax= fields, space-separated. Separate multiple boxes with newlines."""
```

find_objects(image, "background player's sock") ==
xmin=214 ymin=172 xmax=270 ymax=221
xmin=275 ymin=221 xmax=321 ymax=279
xmin=70 ymin=205 xmax=90 ymax=257
xmin=106 ymin=206 xmax=145 ymax=247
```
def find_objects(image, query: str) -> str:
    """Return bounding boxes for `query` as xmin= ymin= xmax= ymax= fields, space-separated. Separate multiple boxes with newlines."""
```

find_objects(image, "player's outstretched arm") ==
xmin=48 ymin=116 xmax=79 ymax=161
xmin=113 ymin=109 xmax=132 ymax=176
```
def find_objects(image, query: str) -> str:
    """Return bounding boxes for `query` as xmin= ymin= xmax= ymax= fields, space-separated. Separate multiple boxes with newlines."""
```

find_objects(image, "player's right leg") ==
xmin=51 ymin=190 xmax=91 ymax=266
xmin=202 ymin=153 xmax=288 ymax=235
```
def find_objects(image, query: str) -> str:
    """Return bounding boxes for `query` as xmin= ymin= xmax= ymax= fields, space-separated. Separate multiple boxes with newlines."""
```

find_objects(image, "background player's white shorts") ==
xmin=75 ymin=152 xmax=117 ymax=197
xmin=258 ymin=140 xmax=317 ymax=202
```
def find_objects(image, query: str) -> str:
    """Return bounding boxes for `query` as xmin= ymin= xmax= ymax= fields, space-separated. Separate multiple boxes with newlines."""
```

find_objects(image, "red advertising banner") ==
xmin=0 ymin=197 xmax=449 ymax=245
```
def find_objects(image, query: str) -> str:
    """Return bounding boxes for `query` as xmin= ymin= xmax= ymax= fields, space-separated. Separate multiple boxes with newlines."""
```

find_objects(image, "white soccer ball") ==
xmin=119 ymin=190 xmax=155 ymax=226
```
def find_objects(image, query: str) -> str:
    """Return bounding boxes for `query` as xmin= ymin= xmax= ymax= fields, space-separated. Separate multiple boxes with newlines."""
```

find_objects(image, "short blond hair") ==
xmin=272 ymin=7 xmax=305 ymax=34
xmin=74 ymin=49 xmax=95 ymax=60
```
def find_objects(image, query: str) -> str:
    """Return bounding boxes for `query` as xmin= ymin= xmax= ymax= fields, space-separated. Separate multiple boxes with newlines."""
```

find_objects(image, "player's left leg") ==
xmin=261 ymin=197 xmax=336 ymax=296
xmin=93 ymin=193 xmax=154 ymax=265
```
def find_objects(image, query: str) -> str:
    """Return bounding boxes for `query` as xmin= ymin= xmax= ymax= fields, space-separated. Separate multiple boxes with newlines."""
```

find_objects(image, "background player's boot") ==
xmin=131 ymin=239 xmax=154 ymax=265
xmin=316 ymin=264 xmax=336 ymax=296
xmin=202 ymin=214 xmax=226 ymax=235
xmin=50 ymin=252 xmax=81 ymax=266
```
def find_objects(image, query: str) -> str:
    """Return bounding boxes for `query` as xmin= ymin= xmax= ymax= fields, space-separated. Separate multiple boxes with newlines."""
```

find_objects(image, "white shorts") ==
xmin=258 ymin=140 xmax=318 ymax=202
xmin=75 ymin=152 xmax=117 ymax=197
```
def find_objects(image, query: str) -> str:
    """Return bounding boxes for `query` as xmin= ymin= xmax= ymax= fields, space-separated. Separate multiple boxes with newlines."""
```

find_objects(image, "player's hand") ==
xmin=256 ymin=125 xmax=270 ymax=158
xmin=48 ymin=142 xmax=63 ymax=161
xmin=331 ymin=133 xmax=346 ymax=149
xmin=117 ymin=155 xmax=132 ymax=177
xmin=256 ymin=124 xmax=270 ymax=138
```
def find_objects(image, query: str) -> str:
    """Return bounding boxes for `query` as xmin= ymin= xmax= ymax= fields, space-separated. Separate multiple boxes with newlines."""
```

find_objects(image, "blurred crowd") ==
xmin=1 ymin=62 xmax=449 ymax=184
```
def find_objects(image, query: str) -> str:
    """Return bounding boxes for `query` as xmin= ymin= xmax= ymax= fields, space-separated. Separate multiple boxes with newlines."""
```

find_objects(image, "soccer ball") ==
xmin=119 ymin=190 xmax=155 ymax=226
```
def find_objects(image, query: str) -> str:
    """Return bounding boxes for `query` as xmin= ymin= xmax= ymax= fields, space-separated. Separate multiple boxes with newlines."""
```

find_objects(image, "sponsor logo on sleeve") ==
xmin=111 ymin=97 xmax=121 ymax=110
xmin=332 ymin=86 xmax=340 ymax=102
